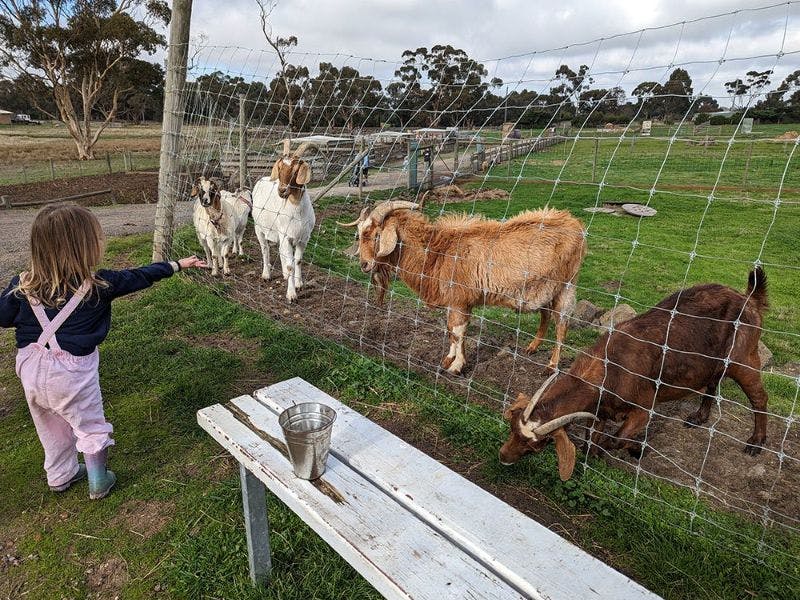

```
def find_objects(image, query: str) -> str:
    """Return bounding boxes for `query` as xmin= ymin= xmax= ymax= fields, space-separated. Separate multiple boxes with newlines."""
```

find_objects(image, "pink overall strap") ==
xmin=30 ymin=280 xmax=92 ymax=351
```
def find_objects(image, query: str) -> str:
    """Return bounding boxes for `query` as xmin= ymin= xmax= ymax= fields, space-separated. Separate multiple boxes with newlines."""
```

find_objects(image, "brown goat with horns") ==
xmin=499 ymin=268 xmax=770 ymax=481
xmin=339 ymin=200 xmax=587 ymax=374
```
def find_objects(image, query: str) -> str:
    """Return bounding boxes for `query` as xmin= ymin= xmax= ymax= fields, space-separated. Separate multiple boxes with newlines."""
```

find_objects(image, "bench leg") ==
xmin=239 ymin=463 xmax=272 ymax=586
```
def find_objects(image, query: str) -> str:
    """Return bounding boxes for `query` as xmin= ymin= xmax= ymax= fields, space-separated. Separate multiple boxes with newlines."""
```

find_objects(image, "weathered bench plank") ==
xmin=198 ymin=400 xmax=525 ymax=600
xmin=254 ymin=378 xmax=660 ymax=600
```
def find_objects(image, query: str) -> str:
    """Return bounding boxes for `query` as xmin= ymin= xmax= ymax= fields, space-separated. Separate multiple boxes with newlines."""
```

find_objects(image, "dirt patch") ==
xmin=110 ymin=500 xmax=174 ymax=540
xmin=196 ymin=227 xmax=800 ymax=527
xmin=0 ymin=201 xmax=193 ymax=281
xmin=422 ymin=184 xmax=511 ymax=204
xmin=2 ymin=172 xmax=159 ymax=206
xmin=599 ymin=279 xmax=622 ymax=293
xmin=85 ymin=556 xmax=129 ymax=599
xmin=776 ymin=131 xmax=799 ymax=141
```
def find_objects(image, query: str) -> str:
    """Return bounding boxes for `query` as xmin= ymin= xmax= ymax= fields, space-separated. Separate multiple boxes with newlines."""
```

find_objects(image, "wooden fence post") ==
xmin=106 ymin=152 xmax=112 ymax=174
xmin=49 ymin=158 xmax=55 ymax=180
xmin=123 ymin=152 xmax=130 ymax=172
xmin=153 ymin=0 xmax=193 ymax=262
xmin=239 ymin=93 xmax=248 ymax=190
xmin=592 ymin=137 xmax=599 ymax=183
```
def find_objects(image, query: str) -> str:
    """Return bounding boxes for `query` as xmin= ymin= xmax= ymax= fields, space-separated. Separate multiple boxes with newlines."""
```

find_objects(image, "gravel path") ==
xmin=0 ymin=202 xmax=193 ymax=281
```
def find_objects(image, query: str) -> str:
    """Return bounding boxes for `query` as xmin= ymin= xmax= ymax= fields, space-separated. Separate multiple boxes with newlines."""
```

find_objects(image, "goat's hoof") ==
xmin=286 ymin=291 xmax=298 ymax=303
xmin=525 ymin=343 xmax=542 ymax=354
xmin=683 ymin=412 xmax=707 ymax=428
xmin=626 ymin=443 xmax=646 ymax=459
xmin=441 ymin=355 xmax=455 ymax=370
xmin=744 ymin=439 xmax=765 ymax=456
xmin=261 ymin=273 xmax=271 ymax=281
xmin=446 ymin=365 xmax=464 ymax=376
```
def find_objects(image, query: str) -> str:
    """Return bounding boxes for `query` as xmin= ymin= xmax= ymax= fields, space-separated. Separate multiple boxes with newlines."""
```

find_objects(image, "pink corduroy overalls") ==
xmin=15 ymin=280 xmax=114 ymax=487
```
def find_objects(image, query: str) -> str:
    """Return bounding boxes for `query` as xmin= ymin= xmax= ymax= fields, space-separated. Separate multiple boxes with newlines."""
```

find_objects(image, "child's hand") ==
xmin=178 ymin=256 xmax=207 ymax=270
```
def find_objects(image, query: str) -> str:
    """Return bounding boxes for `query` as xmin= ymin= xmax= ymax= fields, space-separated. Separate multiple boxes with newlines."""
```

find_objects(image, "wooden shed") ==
xmin=0 ymin=110 xmax=12 ymax=125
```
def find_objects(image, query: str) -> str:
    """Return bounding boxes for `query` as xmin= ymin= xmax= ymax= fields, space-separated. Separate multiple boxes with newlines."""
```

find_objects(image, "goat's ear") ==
xmin=270 ymin=160 xmax=281 ymax=181
xmin=295 ymin=161 xmax=311 ymax=185
xmin=552 ymin=428 xmax=577 ymax=481
xmin=190 ymin=185 xmax=199 ymax=198
xmin=504 ymin=392 xmax=529 ymax=420
xmin=376 ymin=222 xmax=398 ymax=258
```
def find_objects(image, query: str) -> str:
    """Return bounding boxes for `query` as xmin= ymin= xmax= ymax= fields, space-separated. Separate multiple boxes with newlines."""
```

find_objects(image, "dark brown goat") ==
xmin=499 ymin=268 xmax=769 ymax=480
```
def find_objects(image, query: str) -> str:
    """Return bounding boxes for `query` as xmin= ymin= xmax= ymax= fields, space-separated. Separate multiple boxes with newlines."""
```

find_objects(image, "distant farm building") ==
xmin=0 ymin=110 xmax=12 ymax=125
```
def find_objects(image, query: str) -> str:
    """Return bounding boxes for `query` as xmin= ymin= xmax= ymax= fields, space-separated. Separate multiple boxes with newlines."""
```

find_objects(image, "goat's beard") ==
xmin=371 ymin=267 xmax=390 ymax=306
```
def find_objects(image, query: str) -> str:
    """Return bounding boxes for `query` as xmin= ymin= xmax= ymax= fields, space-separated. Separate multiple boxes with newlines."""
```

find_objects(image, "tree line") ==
xmin=187 ymin=58 xmax=800 ymax=130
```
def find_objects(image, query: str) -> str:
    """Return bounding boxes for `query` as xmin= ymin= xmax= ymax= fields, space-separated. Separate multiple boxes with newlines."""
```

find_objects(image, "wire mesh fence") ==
xmin=153 ymin=1 xmax=800 ymax=591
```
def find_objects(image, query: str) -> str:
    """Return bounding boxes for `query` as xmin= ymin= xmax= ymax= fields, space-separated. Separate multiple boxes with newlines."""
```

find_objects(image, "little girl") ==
xmin=0 ymin=204 xmax=205 ymax=499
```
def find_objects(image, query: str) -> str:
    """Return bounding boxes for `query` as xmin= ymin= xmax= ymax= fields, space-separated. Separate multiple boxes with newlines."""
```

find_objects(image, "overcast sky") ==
xmin=175 ymin=0 xmax=800 ymax=103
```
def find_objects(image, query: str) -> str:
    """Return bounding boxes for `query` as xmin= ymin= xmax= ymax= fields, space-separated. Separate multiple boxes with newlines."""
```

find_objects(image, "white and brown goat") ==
xmin=340 ymin=201 xmax=587 ymax=374
xmin=251 ymin=140 xmax=315 ymax=302
xmin=191 ymin=176 xmax=239 ymax=276
xmin=221 ymin=188 xmax=252 ymax=256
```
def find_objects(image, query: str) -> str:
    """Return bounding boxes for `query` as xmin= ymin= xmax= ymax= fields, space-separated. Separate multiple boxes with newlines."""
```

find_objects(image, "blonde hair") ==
xmin=15 ymin=204 xmax=108 ymax=307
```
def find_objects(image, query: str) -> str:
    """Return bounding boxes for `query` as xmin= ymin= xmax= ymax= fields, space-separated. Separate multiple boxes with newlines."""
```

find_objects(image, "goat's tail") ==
xmin=746 ymin=267 xmax=768 ymax=311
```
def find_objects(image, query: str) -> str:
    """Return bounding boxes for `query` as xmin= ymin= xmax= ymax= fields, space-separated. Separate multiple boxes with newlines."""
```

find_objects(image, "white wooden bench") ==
xmin=197 ymin=377 xmax=661 ymax=599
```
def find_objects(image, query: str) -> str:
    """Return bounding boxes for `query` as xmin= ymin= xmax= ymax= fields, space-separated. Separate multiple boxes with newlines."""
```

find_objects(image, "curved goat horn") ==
xmin=532 ymin=412 xmax=597 ymax=438
xmin=337 ymin=207 xmax=370 ymax=227
xmin=370 ymin=200 xmax=419 ymax=225
xmin=522 ymin=372 xmax=559 ymax=421
xmin=418 ymin=190 xmax=430 ymax=209
xmin=293 ymin=141 xmax=314 ymax=158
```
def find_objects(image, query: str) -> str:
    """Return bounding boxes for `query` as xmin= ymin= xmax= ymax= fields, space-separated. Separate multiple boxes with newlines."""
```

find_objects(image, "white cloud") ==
xmin=172 ymin=0 xmax=799 ymax=101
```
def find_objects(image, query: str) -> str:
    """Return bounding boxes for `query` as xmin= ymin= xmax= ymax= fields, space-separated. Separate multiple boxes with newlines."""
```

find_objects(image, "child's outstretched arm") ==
xmin=99 ymin=256 xmax=206 ymax=300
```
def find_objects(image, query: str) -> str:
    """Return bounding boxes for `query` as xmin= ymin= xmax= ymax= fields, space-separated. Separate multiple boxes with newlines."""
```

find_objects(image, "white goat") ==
xmin=191 ymin=177 xmax=237 ymax=276
xmin=221 ymin=189 xmax=251 ymax=256
xmin=251 ymin=142 xmax=315 ymax=302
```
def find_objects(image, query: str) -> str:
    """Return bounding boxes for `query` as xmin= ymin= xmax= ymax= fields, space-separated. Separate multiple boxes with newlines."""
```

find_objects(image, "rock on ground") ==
xmin=594 ymin=303 xmax=637 ymax=331
xmin=758 ymin=340 xmax=773 ymax=369
xmin=570 ymin=299 xmax=603 ymax=328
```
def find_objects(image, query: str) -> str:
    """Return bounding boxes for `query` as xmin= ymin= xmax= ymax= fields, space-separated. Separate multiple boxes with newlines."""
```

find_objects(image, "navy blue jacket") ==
xmin=0 ymin=262 xmax=177 ymax=356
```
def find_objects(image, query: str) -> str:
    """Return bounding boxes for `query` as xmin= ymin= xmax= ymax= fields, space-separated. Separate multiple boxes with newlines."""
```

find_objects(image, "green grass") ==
xmin=0 ymin=152 xmax=160 ymax=186
xmin=3 ymin=233 xmax=798 ymax=599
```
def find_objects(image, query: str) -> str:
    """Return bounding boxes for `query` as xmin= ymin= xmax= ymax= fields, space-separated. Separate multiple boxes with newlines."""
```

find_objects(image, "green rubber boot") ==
xmin=49 ymin=464 xmax=87 ymax=492
xmin=85 ymin=449 xmax=116 ymax=500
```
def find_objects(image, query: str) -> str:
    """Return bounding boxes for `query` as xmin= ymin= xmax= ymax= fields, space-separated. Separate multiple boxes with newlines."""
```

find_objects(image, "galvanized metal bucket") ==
xmin=278 ymin=402 xmax=337 ymax=480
